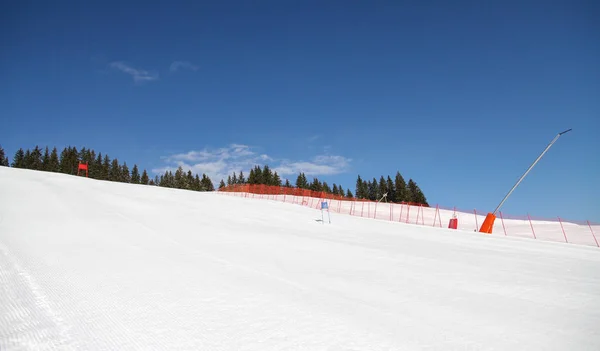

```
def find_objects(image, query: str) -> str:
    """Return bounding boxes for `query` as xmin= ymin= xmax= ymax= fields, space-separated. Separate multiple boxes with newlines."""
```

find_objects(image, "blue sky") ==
xmin=1 ymin=0 xmax=599 ymax=221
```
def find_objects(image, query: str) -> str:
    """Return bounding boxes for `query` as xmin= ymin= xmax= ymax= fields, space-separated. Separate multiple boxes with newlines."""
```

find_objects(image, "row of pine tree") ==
xmin=0 ymin=145 xmax=215 ymax=191
xmin=0 ymin=145 xmax=427 ymax=205
xmin=219 ymin=167 xmax=428 ymax=206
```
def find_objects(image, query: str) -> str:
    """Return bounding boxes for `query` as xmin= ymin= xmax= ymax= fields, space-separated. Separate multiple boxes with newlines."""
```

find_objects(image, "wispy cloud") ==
xmin=109 ymin=61 xmax=159 ymax=83
xmin=153 ymin=144 xmax=352 ymax=184
xmin=274 ymin=155 xmax=351 ymax=176
xmin=169 ymin=61 xmax=199 ymax=72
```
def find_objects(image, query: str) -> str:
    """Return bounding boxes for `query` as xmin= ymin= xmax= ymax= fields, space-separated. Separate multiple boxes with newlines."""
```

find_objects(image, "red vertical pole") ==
xmin=474 ymin=209 xmax=479 ymax=231
xmin=528 ymin=213 xmax=536 ymax=239
xmin=399 ymin=203 xmax=404 ymax=222
xmin=558 ymin=217 xmax=568 ymax=243
xmin=416 ymin=205 xmax=420 ymax=224
xmin=499 ymin=211 xmax=507 ymax=236
xmin=437 ymin=206 xmax=442 ymax=227
xmin=432 ymin=205 xmax=438 ymax=227
xmin=587 ymin=221 xmax=599 ymax=247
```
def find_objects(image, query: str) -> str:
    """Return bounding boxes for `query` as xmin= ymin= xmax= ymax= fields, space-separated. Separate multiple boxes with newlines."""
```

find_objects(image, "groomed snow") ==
xmin=1 ymin=167 xmax=599 ymax=350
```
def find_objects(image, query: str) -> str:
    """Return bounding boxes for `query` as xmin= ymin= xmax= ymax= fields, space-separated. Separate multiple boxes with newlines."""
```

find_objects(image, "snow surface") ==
xmin=1 ymin=166 xmax=600 ymax=350
xmin=228 ymin=193 xmax=600 ymax=247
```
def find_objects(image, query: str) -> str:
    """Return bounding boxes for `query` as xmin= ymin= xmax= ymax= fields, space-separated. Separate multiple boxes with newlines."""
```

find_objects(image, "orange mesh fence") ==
xmin=218 ymin=185 xmax=599 ymax=248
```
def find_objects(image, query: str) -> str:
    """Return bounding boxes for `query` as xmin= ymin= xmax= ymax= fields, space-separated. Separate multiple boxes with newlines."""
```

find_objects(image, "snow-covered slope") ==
xmin=1 ymin=167 xmax=599 ymax=350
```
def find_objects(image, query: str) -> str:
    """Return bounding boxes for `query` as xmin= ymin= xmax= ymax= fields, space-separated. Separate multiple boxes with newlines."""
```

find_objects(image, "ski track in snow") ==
xmin=1 ymin=167 xmax=600 ymax=350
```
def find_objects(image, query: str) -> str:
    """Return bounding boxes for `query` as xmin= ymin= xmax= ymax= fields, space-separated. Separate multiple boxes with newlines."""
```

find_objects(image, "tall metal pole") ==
xmin=491 ymin=129 xmax=572 ymax=215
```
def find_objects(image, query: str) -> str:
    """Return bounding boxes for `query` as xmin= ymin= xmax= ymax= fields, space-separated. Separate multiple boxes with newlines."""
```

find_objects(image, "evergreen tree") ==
xmin=332 ymin=184 xmax=339 ymax=195
xmin=0 ymin=145 xmax=7 ymax=166
xmin=174 ymin=166 xmax=186 ymax=189
xmin=295 ymin=172 xmax=309 ymax=189
xmin=284 ymin=179 xmax=291 ymax=187
xmin=407 ymin=179 xmax=428 ymax=205
xmin=356 ymin=175 xmax=368 ymax=199
xmin=200 ymin=174 xmax=214 ymax=191
xmin=121 ymin=162 xmax=131 ymax=183
xmin=247 ymin=168 xmax=255 ymax=184
xmin=253 ymin=165 xmax=264 ymax=184
xmin=194 ymin=174 xmax=201 ymax=191
xmin=24 ymin=149 xmax=32 ymax=169
xmin=406 ymin=179 xmax=417 ymax=203
xmin=414 ymin=185 xmax=428 ymax=206
xmin=12 ymin=148 xmax=25 ymax=168
xmin=42 ymin=147 xmax=50 ymax=171
xmin=141 ymin=169 xmax=149 ymax=185
xmin=378 ymin=175 xmax=387 ymax=201
xmin=48 ymin=147 xmax=60 ymax=172
xmin=31 ymin=146 xmax=43 ymax=170
xmin=346 ymin=189 xmax=354 ymax=198
xmin=94 ymin=152 xmax=103 ymax=179
xmin=219 ymin=179 xmax=226 ymax=189
xmin=272 ymin=171 xmax=282 ymax=186
xmin=227 ymin=175 xmax=232 ymax=186
xmin=262 ymin=165 xmax=273 ymax=185
xmin=131 ymin=164 xmax=141 ymax=184
xmin=166 ymin=171 xmax=175 ymax=188
xmin=88 ymin=150 xmax=97 ymax=178
xmin=322 ymin=182 xmax=331 ymax=193
xmin=102 ymin=155 xmax=111 ymax=180
xmin=238 ymin=171 xmax=245 ymax=184
xmin=186 ymin=171 xmax=194 ymax=189
xmin=310 ymin=178 xmax=322 ymax=192
xmin=386 ymin=176 xmax=396 ymax=202
xmin=368 ymin=178 xmax=378 ymax=201
xmin=232 ymin=172 xmax=238 ymax=185
xmin=394 ymin=171 xmax=408 ymax=202
xmin=109 ymin=159 xmax=120 ymax=181
xmin=0 ymin=145 xmax=8 ymax=167
xmin=59 ymin=147 xmax=79 ymax=175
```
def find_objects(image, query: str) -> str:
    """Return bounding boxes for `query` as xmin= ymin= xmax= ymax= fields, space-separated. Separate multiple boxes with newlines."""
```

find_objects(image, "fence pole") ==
xmin=587 ymin=221 xmax=599 ymax=247
xmin=558 ymin=217 xmax=568 ymax=243
xmin=438 ymin=206 xmax=442 ymax=227
xmin=416 ymin=205 xmax=420 ymax=224
xmin=374 ymin=202 xmax=378 ymax=219
xmin=406 ymin=205 xmax=411 ymax=223
xmin=474 ymin=209 xmax=479 ymax=231
xmin=499 ymin=211 xmax=507 ymax=236
xmin=432 ymin=204 xmax=438 ymax=227
xmin=528 ymin=213 xmax=536 ymax=239
xmin=361 ymin=201 xmax=365 ymax=217
xmin=421 ymin=205 xmax=425 ymax=225
xmin=390 ymin=203 xmax=393 ymax=221
xmin=399 ymin=203 xmax=404 ymax=222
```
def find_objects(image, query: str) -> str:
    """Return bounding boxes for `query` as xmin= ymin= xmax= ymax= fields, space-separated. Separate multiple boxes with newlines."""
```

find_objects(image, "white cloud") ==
xmin=109 ymin=61 xmax=159 ymax=83
xmin=170 ymin=61 xmax=199 ymax=72
xmin=154 ymin=144 xmax=352 ymax=184
xmin=275 ymin=155 xmax=351 ymax=176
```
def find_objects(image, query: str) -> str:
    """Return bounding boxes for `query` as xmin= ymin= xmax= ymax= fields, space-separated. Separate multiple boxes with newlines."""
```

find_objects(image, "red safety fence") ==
xmin=218 ymin=184 xmax=600 ymax=248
